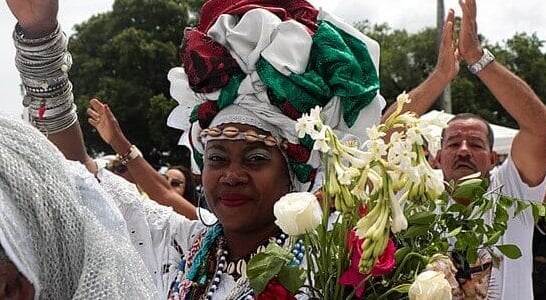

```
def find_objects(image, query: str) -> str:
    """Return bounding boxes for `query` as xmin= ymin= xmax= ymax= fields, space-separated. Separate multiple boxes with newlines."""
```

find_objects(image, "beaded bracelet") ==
xmin=116 ymin=145 xmax=143 ymax=165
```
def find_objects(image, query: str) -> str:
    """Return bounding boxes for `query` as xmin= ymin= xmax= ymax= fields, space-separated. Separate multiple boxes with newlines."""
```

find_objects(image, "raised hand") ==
xmin=6 ymin=0 xmax=58 ymax=38
xmin=436 ymin=8 xmax=460 ymax=82
xmin=87 ymin=98 xmax=123 ymax=146
xmin=458 ymin=0 xmax=483 ymax=64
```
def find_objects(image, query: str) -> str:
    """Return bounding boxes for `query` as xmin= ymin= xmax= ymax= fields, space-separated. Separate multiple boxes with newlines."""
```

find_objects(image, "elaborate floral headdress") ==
xmin=167 ymin=0 xmax=385 ymax=191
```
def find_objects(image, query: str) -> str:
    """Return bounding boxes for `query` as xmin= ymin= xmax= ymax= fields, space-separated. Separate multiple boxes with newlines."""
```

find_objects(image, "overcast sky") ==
xmin=1 ymin=0 xmax=545 ymax=116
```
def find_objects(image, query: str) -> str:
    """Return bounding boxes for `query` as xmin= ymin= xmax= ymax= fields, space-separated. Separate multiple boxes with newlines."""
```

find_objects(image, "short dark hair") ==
xmin=441 ymin=113 xmax=494 ymax=149
xmin=168 ymin=165 xmax=198 ymax=205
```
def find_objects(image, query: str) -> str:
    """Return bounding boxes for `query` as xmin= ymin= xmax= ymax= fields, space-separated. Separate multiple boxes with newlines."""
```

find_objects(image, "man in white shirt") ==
xmin=382 ymin=1 xmax=546 ymax=298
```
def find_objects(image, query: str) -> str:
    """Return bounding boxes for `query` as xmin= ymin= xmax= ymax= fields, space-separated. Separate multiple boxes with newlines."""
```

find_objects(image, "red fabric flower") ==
xmin=339 ymin=232 xmax=396 ymax=297
xmin=257 ymin=278 xmax=296 ymax=300
xmin=197 ymin=101 xmax=219 ymax=129
xmin=286 ymin=143 xmax=311 ymax=164
xmin=198 ymin=0 xmax=319 ymax=33
xmin=281 ymin=101 xmax=302 ymax=120
xmin=182 ymin=30 xmax=240 ymax=93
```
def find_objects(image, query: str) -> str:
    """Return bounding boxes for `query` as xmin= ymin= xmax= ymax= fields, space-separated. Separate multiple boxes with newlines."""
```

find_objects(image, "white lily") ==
xmin=295 ymin=115 xmax=314 ymax=138
xmin=365 ymin=125 xmax=386 ymax=141
xmin=312 ymin=126 xmax=331 ymax=153
xmin=309 ymin=105 xmax=322 ymax=123
xmin=406 ymin=127 xmax=424 ymax=146
xmin=389 ymin=188 xmax=408 ymax=233
xmin=333 ymin=158 xmax=353 ymax=185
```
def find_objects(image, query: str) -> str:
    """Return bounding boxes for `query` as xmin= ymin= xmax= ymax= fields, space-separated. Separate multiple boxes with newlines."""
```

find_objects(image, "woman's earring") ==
xmin=198 ymin=194 xmax=218 ymax=227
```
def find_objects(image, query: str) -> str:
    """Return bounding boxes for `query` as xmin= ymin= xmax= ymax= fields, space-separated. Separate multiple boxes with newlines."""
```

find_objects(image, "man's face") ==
xmin=436 ymin=118 xmax=497 ymax=182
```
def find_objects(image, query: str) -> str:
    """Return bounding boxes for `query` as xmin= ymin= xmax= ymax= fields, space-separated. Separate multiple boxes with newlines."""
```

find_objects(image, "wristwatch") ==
xmin=468 ymin=48 xmax=495 ymax=74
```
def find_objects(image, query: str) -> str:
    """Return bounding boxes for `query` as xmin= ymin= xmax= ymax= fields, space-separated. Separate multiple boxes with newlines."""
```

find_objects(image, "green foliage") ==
xmin=246 ymin=243 xmax=305 ymax=294
xmin=69 ymin=0 xmax=202 ymax=165
xmin=369 ymin=177 xmax=546 ymax=299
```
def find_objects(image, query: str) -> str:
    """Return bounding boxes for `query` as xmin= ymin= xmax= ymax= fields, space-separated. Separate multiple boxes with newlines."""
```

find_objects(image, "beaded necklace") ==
xmin=169 ymin=224 xmax=305 ymax=300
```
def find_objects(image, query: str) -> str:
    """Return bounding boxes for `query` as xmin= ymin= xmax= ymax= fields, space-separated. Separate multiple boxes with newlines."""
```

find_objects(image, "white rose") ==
xmin=273 ymin=192 xmax=322 ymax=236
xmin=409 ymin=270 xmax=452 ymax=300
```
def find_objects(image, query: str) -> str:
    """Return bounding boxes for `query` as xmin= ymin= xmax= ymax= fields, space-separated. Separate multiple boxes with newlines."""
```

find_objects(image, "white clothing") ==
xmin=485 ymin=156 xmax=546 ymax=299
xmin=96 ymin=168 xmax=251 ymax=299
xmin=0 ymin=114 xmax=158 ymax=300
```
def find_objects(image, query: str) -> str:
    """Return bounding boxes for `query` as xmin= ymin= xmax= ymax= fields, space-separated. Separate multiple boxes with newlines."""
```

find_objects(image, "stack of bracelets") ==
xmin=13 ymin=23 xmax=77 ymax=135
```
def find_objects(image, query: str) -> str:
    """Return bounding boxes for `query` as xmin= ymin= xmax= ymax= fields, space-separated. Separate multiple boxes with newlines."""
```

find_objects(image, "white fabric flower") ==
xmin=408 ymin=270 xmax=452 ymax=300
xmin=274 ymin=192 xmax=323 ymax=236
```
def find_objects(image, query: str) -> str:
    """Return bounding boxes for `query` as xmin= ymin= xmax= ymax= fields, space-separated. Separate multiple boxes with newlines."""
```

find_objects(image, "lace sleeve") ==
xmin=63 ymin=160 xmax=128 ymax=239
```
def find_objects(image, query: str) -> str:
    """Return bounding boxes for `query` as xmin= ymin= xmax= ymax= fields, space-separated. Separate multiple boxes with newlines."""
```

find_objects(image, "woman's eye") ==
xmin=205 ymin=153 xmax=226 ymax=162
xmin=245 ymin=151 xmax=271 ymax=162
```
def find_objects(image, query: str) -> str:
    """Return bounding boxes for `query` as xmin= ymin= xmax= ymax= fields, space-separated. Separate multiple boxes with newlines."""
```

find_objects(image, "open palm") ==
xmin=87 ymin=98 xmax=123 ymax=146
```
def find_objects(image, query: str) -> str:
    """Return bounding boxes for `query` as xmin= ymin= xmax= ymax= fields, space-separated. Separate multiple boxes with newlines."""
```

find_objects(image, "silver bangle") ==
xmin=14 ymin=23 xmax=78 ymax=135
xmin=14 ymin=23 xmax=61 ymax=44
xmin=30 ymin=104 xmax=78 ymax=135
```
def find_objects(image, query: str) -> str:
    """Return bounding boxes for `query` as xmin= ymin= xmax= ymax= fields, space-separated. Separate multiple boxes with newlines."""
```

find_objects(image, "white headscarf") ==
xmin=0 ymin=113 xmax=158 ymax=299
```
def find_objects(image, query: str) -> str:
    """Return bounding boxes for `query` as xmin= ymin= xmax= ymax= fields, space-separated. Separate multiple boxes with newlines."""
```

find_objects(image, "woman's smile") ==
xmin=219 ymin=192 xmax=253 ymax=207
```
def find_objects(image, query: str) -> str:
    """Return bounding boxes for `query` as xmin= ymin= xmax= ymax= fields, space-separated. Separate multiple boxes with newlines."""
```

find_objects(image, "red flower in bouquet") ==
xmin=257 ymin=278 xmax=296 ymax=300
xmin=339 ymin=231 xmax=396 ymax=297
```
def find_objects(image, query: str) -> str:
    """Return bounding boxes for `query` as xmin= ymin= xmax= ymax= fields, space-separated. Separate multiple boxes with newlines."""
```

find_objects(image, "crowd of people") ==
xmin=1 ymin=0 xmax=545 ymax=299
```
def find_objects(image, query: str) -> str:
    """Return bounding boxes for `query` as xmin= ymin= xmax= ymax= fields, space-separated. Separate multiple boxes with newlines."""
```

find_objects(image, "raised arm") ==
xmin=381 ymin=9 xmax=460 ymax=122
xmin=7 ymin=0 xmax=95 ymax=171
xmin=87 ymin=98 xmax=198 ymax=219
xmin=458 ymin=0 xmax=546 ymax=186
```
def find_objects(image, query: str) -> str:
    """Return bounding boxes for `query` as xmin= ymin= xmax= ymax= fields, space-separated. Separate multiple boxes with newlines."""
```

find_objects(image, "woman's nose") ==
xmin=219 ymin=165 xmax=249 ymax=185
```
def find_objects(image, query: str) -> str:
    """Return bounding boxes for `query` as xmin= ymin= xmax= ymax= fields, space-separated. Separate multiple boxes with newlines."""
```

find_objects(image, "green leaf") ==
xmin=278 ymin=265 xmax=306 ymax=293
xmin=394 ymin=247 xmax=411 ymax=264
xmin=466 ymin=248 xmax=479 ymax=264
xmin=448 ymin=203 xmax=465 ymax=213
xmin=514 ymin=200 xmax=530 ymax=217
xmin=391 ymin=283 xmax=412 ymax=293
xmin=408 ymin=211 xmax=436 ymax=225
xmin=447 ymin=226 xmax=462 ymax=237
xmin=247 ymin=243 xmax=292 ymax=294
xmin=485 ymin=231 xmax=503 ymax=246
xmin=499 ymin=195 xmax=514 ymax=208
xmin=536 ymin=203 xmax=546 ymax=217
xmin=438 ymin=191 xmax=449 ymax=202
xmin=452 ymin=178 xmax=484 ymax=199
xmin=496 ymin=244 xmax=522 ymax=259
xmin=494 ymin=205 xmax=509 ymax=224
xmin=402 ymin=225 xmax=429 ymax=238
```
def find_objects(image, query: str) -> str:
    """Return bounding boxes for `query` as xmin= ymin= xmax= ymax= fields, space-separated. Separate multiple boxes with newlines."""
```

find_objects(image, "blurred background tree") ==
xmin=70 ymin=0 xmax=202 ymax=167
